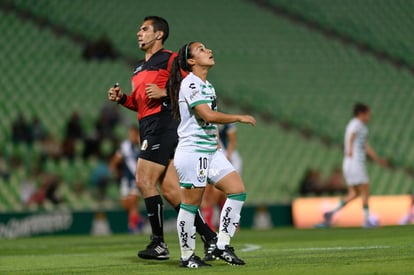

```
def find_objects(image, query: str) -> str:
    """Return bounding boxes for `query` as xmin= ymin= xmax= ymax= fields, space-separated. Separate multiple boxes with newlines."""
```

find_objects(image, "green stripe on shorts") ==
xmin=180 ymin=182 xmax=194 ymax=188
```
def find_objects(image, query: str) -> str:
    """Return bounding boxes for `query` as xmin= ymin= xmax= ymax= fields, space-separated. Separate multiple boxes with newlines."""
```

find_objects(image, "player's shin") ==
xmin=177 ymin=204 xmax=198 ymax=260
xmin=217 ymin=192 xmax=246 ymax=249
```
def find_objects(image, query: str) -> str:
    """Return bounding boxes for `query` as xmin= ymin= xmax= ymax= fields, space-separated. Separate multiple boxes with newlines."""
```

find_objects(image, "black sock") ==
xmin=195 ymin=209 xmax=217 ymax=243
xmin=175 ymin=204 xmax=216 ymax=243
xmin=144 ymin=195 xmax=164 ymax=241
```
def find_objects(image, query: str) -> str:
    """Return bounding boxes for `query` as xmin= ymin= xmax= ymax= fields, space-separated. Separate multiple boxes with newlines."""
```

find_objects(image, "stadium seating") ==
xmin=267 ymin=0 xmax=414 ymax=65
xmin=1 ymin=0 xmax=413 ymax=211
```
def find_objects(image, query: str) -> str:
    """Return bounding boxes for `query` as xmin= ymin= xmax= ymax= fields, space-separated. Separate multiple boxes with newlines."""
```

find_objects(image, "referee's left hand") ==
xmin=146 ymin=84 xmax=167 ymax=99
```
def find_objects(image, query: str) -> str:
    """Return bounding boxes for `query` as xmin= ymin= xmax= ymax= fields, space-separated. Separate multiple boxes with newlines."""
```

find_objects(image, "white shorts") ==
xmin=174 ymin=149 xmax=236 ymax=188
xmin=342 ymin=158 xmax=369 ymax=186
xmin=120 ymin=177 xmax=140 ymax=198
xmin=222 ymin=150 xmax=243 ymax=175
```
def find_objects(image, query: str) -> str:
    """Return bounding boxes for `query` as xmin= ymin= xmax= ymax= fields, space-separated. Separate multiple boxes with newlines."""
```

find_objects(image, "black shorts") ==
xmin=138 ymin=113 xmax=179 ymax=166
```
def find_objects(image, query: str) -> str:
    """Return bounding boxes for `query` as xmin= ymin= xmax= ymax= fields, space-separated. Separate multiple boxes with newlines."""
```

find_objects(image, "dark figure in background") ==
xmin=0 ymin=152 xmax=10 ymax=180
xmin=25 ymin=172 xmax=63 ymax=207
xmin=299 ymin=169 xmax=323 ymax=196
xmin=12 ymin=113 xmax=30 ymax=144
xmin=62 ymin=111 xmax=84 ymax=161
xmin=324 ymin=167 xmax=347 ymax=195
xmin=30 ymin=116 xmax=48 ymax=143
xmin=82 ymin=34 xmax=118 ymax=61
xmin=65 ymin=111 xmax=84 ymax=140
xmin=95 ymin=102 xmax=121 ymax=140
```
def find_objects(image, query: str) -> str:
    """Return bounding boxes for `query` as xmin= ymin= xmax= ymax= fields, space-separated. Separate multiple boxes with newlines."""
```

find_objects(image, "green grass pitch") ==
xmin=1 ymin=226 xmax=413 ymax=274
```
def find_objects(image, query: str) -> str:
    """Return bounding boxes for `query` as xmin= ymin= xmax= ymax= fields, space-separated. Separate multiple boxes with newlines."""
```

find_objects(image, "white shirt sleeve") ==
xmin=181 ymin=81 xmax=211 ymax=108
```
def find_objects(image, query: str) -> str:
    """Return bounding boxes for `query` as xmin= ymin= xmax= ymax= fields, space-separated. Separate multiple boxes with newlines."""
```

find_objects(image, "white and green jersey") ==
xmin=176 ymin=72 xmax=218 ymax=153
xmin=344 ymin=117 xmax=368 ymax=163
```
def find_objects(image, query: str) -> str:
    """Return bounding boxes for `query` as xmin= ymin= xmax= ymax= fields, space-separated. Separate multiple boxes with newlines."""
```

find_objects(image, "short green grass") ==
xmin=1 ymin=226 xmax=413 ymax=274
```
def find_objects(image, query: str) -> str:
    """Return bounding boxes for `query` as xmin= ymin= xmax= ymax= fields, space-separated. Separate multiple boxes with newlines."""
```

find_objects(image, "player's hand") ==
xmin=146 ymin=84 xmax=167 ymax=99
xmin=238 ymin=115 xmax=256 ymax=126
xmin=108 ymin=86 xmax=123 ymax=102
xmin=347 ymin=150 xmax=353 ymax=157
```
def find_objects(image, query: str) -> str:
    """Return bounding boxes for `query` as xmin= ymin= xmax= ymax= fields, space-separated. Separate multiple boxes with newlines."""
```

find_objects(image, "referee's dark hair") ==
xmin=353 ymin=102 xmax=370 ymax=116
xmin=144 ymin=16 xmax=169 ymax=43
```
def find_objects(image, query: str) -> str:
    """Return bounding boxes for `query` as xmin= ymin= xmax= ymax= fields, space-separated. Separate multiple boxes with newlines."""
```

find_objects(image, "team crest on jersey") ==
xmin=197 ymin=168 xmax=207 ymax=183
xmin=141 ymin=139 xmax=148 ymax=151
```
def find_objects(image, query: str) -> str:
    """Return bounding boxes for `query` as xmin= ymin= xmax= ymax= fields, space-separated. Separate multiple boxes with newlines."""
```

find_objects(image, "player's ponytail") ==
xmin=168 ymin=42 xmax=195 ymax=120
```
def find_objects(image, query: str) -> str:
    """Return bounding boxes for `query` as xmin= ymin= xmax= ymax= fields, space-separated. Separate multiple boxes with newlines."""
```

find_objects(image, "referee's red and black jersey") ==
xmin=119 ymin=49 xmax=177 ymax=121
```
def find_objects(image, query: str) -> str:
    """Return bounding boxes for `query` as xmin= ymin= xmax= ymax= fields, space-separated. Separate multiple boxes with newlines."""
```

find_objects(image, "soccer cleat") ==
xmin=212 ymin=245 xmax=245 ymax=265
xmin=179 ymin=254 xmax=211 ymax=268
xmin=314 ymin=212 xmax=333 ymax=228
xmin=137 ymin=238 xmax=170 ymax=260
xmin=203 ymin=236 xmax=218 ymax=261
xmin=363 ymin=220 xmax=378 ymax=229
xmin=323 ymin=212 xmax=333 ymax=226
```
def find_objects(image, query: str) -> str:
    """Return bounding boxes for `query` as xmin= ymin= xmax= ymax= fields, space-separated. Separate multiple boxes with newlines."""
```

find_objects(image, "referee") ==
xmin=107 ymin=16 xmax=216 ymax=260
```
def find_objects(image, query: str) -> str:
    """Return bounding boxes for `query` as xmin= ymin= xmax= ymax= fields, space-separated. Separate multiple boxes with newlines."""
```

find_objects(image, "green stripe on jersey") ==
xmin=190 ymin=100 xmax=211 ymax=108
xmin=198 ymin=125 xmax=216 ymax=130
xmin=195 ymin=141 xmax=218 ymax=146
xmin=201 ymin=90 xmax=214 ymax=96
xmin=195 ymin=149 xmax=216 ymax=153
xmin=196 ymin=134 xmax=217 ymax=139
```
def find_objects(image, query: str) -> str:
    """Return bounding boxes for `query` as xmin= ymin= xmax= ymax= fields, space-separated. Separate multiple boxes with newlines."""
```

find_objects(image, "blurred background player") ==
xmin=201 ymin=123 xmax=242 ymax=230
xmin=319 ymin=103 xmax=387 ymax=228
xmin=109 ymin=125 xmax=143 ymax=233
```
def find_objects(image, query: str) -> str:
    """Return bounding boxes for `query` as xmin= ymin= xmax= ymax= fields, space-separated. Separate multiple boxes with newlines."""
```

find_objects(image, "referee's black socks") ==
xmin=144 ymin=195 xmax=164 ymax=241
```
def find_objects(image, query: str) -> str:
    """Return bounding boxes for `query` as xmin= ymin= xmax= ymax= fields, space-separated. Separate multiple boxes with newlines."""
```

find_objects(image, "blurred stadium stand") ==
xmin=0 ymin=0 xmax=413 ymax=212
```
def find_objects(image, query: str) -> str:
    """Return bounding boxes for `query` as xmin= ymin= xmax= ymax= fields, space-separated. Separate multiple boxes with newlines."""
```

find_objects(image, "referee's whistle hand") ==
xmin=108 ymin=86 xmax=123 ymax=102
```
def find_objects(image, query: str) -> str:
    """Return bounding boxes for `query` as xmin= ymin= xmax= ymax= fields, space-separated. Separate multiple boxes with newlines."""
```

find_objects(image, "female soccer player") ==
xmin=168 ymin=42 xmax=256 ymax=268
xmin=320 ymin=103 xmax=387 ymax=228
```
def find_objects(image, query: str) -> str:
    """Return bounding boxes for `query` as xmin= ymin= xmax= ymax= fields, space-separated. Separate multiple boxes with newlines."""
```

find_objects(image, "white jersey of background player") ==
xmin=319 ymin=103 xmax=387 ymax=228
xmin=343 ymin=117 xmax=369 ymax=184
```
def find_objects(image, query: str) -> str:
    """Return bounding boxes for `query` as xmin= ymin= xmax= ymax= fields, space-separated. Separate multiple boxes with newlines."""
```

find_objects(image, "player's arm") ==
xmin=194 ymin=104 xmax=256 ymax=126
xmin=366 ymin=143 xmax=388 ymax=167
xmin=347 ymin=132 xmax=356 ymax=157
